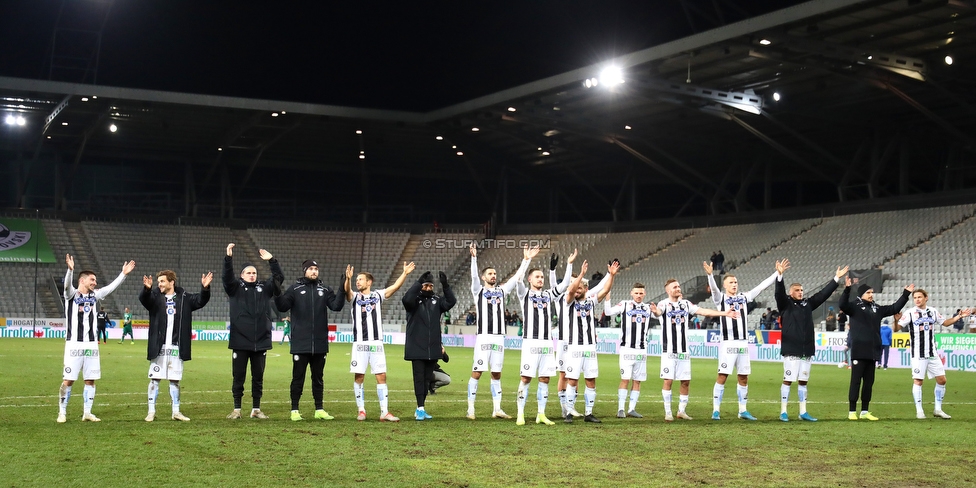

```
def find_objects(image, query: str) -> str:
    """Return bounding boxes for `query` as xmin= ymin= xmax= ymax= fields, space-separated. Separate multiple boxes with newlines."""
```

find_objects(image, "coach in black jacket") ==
xmin=840 ymin=279 xmax=912 ymax=420
xmin=223 ymin=243 xmax=284 ymax=419
xmin=774 ymin=259 xmax=847 ymax=422
xmin=403 ymin=271 xmax=456 ymax=420
xmin=274 ymin=259 xmax=346 ymax=420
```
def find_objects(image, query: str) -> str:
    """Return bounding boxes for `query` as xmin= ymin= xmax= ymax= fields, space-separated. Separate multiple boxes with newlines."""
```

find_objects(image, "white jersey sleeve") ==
xmin=94 ymin=271 xmax=127 ymax=300
xmin=63 ymin=269 xmax=76 ymax=300
xmin=744 ymin=271 xmax=779 ymax=301
xmin=470 ymin=256 xmax=482 ymax=298
xmin=706 ymin=273 xmax=722 ymax=305
xmin=501 ymin=258 xmax=530 ymax=294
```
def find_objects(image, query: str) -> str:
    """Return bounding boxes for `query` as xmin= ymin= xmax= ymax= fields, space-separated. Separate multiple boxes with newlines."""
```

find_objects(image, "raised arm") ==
xmin=384 ymin=261 xmax=415 ymax=299
xmin=401 ymin=274 xmax=425 ymax=312
xmin=63 ymin=262 xmax=76 ymax=300
xmin=223 ymin=244 xmax=239 ymax=296
xmin=744 ymin=269 xmax=780 ymax=302
xmin=138 ymin=275 xmax=155 ymax=310
xmin=502 ymin=246 xmax=537 ymax=294
xmin=943 ymin=308 xmax=973 ymax=328
xmin=810 ymin=265 xmax=847 ymax=310
xmin=554 ymin=249 xmax=577 ymax=294
xmin=440 ymin=272 xmax=457 ymax=312
xmin=95 ymin=260 xmax=135 ymax=299
xmin=595 ymin=261 xmax=620 ymax=303
xmin=470 ymin=243 xmax=482 ymax=296
xmin=189 ymin=272 xmax=212 ymax=310
xmin=604 ymin=298 xmax=625 ymax=317
xmin=879 ymin=284 xmax=913 ymax=317
xmin=565 ymin=260 xmax=588 ymax=304
xmin=327 ymin=278 xmax=345 ymax=312
xmin=838 ymin=277 xmax=854 ymax=314
xmin=704 ymin=261 xmax=722 ymax=304
xmin=344 ymin=265 xmax=355 ymax=301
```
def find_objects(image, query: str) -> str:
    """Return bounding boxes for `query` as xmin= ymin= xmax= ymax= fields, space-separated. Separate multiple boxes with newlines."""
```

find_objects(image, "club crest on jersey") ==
xmin=256 ymin=285 xmax=263 ymax=293
xmin=318 ymin=290 xmax=324 ymax=296
xmin=484 ymin=289 xmax=504 ymax=305
xmin=300 ymin=290 xmax=306 ymax=295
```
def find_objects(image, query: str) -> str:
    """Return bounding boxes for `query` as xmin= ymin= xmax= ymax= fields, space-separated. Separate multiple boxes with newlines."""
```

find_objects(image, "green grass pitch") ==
xmin=2 ymin=338 xmax=975 ymax=487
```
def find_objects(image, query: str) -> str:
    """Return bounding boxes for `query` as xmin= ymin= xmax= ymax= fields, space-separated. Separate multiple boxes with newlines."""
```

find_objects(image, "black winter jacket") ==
xmin=775 ymin=276 xmax=839 ymax=357
xmin=840 ymin=287 xmax=910 ymax=361
xmin=275 ymin=277 xmax=344 ymax=355
xmin=402 ymin=278 xmax=456 ymax=360
xmin=140 ymin=285 xmax=210 ymax=361
xmin=223 ymin=255 xmax=284 ymax=351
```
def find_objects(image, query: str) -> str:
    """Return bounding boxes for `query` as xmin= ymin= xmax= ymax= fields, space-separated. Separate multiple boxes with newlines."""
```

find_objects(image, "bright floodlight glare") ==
xmin=945 ymin=55 xmax=954 ymax=65
xmin=356 ymin=129 xmax=363 ymax=135
xmin=217 ymin=147 xmax=223 ymax=151
xmin=16 ymin=116 xmax=26 ymax=126
xmin=359 ymin=154 xmax=365 ymax=159
xmin=109 ymin=123 xmax=117 ymax=132
xmin=471 ymin=127 xmax=479 ymax=132
xmin=599 ymin=66 xmax=624 ymax=87
xmin=456 ymin=151 xmax=463 ymax=156
xmin=624 ymin=125 xmax=632 ymax=130
xmin=271 ymin=112 xmax=279 ymax=117
xmin=773 ymin=92 xmax=781 ymax=102
xmin=759 ymin=39 xmax=772 ymax=45
xmin=584 ymin=78 xmax=592 ymax=88
xmin=62 ymin=122 xmax=68 ymax=126
xmin=4 ymin=115 xmax=14 ymax=125
xmin=435 ymin=135 xmax=443 ymax=140
xmin=507 ymin=107 xmax=516 ymax=112
xmin=541 ymin=151 xmax=550 ymax=156
xmin=81 ymin=97 xmax=89 ymax=102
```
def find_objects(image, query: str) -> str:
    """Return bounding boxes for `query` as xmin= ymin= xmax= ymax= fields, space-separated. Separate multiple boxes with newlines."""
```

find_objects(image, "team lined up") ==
xmin=55 ymin=243 xmax=973 ymax=423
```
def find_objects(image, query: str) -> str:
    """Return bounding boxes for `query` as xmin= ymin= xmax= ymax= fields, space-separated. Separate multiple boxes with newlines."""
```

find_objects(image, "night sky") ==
xmin=0 ymin=1 xmax=804 ymax=111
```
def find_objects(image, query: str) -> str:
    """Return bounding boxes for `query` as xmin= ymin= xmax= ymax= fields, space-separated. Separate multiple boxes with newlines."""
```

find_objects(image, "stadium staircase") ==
xmin=231 ymin=229 xmax=263 ymax=275
xmin=387 ymin=234 xmax=423 ymax=288
xmin=64 ymin=221 xmax=120 ymax=316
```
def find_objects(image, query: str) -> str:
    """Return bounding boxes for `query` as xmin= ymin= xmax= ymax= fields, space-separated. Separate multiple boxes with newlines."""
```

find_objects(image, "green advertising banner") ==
xmin=935 ymin=334 xmax=976 ymax=350
xmin=0 ymin=219 xmax=56 ymax=263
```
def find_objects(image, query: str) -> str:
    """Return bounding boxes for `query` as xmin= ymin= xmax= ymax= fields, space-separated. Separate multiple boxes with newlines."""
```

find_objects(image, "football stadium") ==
xmin=2 ymin=1 xmax=976 ymax=486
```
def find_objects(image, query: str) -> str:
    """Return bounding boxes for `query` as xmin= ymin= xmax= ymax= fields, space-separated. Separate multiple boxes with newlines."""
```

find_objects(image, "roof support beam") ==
xmin=726 ymin=112 xmax=835 ymax=183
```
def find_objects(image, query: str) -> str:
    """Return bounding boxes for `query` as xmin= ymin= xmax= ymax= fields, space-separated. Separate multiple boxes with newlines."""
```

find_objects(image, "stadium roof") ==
xmin=2 ymin=0 xmax=975 ymax=224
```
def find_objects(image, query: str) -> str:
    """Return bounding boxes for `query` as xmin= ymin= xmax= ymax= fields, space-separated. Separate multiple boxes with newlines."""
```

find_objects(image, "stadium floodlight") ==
xmin=773 ymin=92 xmax=781 ymax=102
xmin=507 ymin=107 xmax=516 ymax=112
xmin=16 ymin=115 xmax=25 ymax=126
xmin=456 ymin=151 xmax=463 ymax=156
xmin=471 ymin=127 xmax=479 ymax=132
xmin=945 ymin=55 xmax=953 ymax=65
xmin=280 ymin=111 xmax=286 ymax=114
xmin=356 ymin=130 xmax=362 ymax=135
xmin=624 ymin=125 xmax=632 ymax=130
xmin=599 ymin=66 xmax=624 ymax=87
xmin=435 ymin=135 xmax=443 ymax=140
xmin=109 ymin=123 xmax=117 ymax=132
xmin=359 ymin=154 xmax=365 ymax=159
xmin=217 ymin=147 xmax=222 ymax=151
xmin=759 ymin=39 xmax=772 ymax=45
xmin=81 ymin=97 xmax=89 ymax=102
xmin=62 ymin=122 xmax=68 ymax=126
xmin=271 ymin=112 xmax=279 ymax=117
xmin=4 ymin=114 xmax=14 ymax=125
xmin=541 ymin=151 xmax=550 ymax=156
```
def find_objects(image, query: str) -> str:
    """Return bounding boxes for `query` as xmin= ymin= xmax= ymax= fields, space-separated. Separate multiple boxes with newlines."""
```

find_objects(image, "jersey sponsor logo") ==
xmin=726 ymin=347 xmax=747 ymax=354
xmin=529 ymin=347 xmax=552 ymax=355
xmin=667 ymin=353 xmax=688 ymax=360
xmin=68 ymin=349 xmax=99 ymax=357
xmin=481 ymin=343 xmax=503 ymax=351
xmin=571 ymin=350 xmax=595 ymax=358
xmin=483 ymin=289 xmax=504 ymax=306
xmin=356 ymin=344 xmax=384 ymax=352
xmin=621 ymin=354 xmax=644 ymax=361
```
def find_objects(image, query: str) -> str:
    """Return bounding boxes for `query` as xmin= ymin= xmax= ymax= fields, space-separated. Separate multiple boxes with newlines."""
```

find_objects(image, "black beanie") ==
xmin=856 ymin=283 xmax=872 ymax=297
xmin=241 ymin=262 xmax=254 ymax=273
xmin=302 ymin=259 xmax=318 ymax=274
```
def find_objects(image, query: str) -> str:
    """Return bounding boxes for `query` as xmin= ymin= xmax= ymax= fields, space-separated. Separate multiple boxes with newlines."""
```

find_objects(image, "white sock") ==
xmin=584 ymin=387 xmax=596 ymax=415
xmin=713 ymin=383 xmax=724 ymax=412
xmin=169 ymin=382 xmax=181 ymax=414
xmin=913 ymin=384 xmax=923 ymax=413
xmin=780 ymin=384 xmax=790 ymax=414
xmin=566 ymin=386 xmax=577 ymax=412
xmin=516 ymin=381 xmax=528 ymax=416
xmin=678 ymin=394 xmax=689 ymax=413
xmin=935 ymin=384 xmax=946 ymax=411
xmin=59 ymin=384 xmax=72 ymax=415
xmin=537 ymin=383 xmax=549 ymax=414
xmin=377 ymin=384 xmax=389 ymax=415
xmin=629 ymin=390 xmax=640 ymax=412
xmin=354 ymin=382 xmax=365 ymax=411
xmin=148 ymin=380 xmax=159 ymax=415
xmin=798 ymin=385 xmax=808 ymax=415
xmin=467 ymin=378 xmax=479 ymax=410
xmin=83 ymin=384 xmax=95 ymax=415
xmin=618 ymin=388 xmax=627 ymax=412
xmin=737 ymin=384 xmax=748 ymax=413
xmin=490 ymin=379 xmax=502 ymax=412
xmin=662 ymin=389 xmax=673 ymax=416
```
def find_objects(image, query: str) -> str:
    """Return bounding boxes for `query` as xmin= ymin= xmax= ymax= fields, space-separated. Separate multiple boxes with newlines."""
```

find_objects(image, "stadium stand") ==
xmin=3 ymin=204 xmax=974 ymax=332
